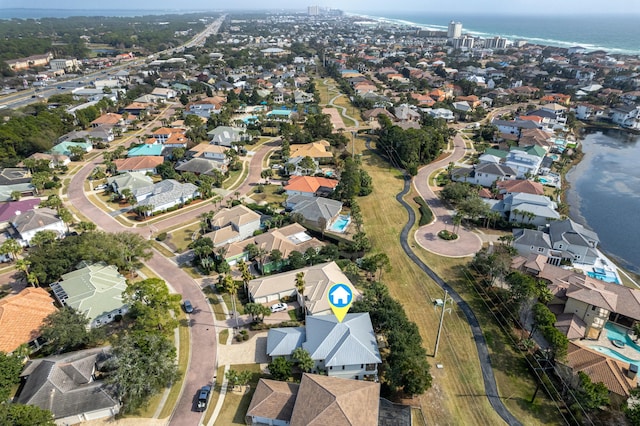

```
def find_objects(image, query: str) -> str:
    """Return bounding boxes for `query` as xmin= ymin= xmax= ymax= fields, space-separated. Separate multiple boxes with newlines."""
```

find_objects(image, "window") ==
xmin=342 ymin=366 xmax=345 ymax=370
xmin=537 ymin=247 xmax=544 ymax=253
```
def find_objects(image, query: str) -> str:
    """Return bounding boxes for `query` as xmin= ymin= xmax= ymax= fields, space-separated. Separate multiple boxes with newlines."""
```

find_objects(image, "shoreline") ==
xmin=564 ymin=128 xmax=640 ymax=281
xmin=344 ymin=11 xmax=640 ymax=56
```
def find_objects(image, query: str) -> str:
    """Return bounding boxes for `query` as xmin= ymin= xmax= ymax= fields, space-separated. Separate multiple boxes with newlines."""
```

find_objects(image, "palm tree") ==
xmin=237 ymin=260 xmax=254 ymax=294
xmin=0 ymin=238 xmax=22 ymax=261
xmin=295 ymin=271 xmax=306 ymax=320
xmin=452 ymin=213 xmax=463 ymax=234
xmin=223 ymin=274 xmax=240 ymax=332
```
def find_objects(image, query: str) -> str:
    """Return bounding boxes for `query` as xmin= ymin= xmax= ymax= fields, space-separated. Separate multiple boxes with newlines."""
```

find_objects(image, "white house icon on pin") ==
xmin=329 ymin=285 xmax=351 ymax=306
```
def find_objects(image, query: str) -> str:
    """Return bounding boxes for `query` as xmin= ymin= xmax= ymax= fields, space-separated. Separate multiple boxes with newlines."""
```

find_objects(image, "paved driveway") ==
xmin=217 ymin=332 xmax=269 ymax=366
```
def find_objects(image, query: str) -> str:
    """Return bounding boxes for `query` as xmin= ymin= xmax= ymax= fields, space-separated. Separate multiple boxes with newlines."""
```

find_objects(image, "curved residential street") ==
xmin=412 ymin=133 xmax=482 ymax=257
xmin=66 ymin=137 xmax=280 ymax=425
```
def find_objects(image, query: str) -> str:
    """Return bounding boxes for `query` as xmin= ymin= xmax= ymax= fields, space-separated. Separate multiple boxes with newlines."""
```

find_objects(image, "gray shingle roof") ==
xmin=137 ymin=179 xmax=199 ymax=210
xmin=291 ymin=196 xmax=342 ymax=225
xmin=16 ymin=348 xmax=118 ymax=420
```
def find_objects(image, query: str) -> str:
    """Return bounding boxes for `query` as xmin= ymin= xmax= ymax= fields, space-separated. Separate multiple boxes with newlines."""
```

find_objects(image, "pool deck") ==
xmin=573 ymin=250 xmax=623 ymax=285
xmin=580 ymin=325 xmax=640 ymax=364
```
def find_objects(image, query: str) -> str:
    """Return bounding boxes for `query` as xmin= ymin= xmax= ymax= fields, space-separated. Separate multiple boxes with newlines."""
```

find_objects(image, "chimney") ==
xmin=628 ymin=363 xmax=638 ymax=379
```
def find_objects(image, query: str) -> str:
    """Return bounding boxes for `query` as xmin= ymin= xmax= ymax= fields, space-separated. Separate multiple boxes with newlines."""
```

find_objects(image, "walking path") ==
xmin=396 ymin=169 xmax=523 ymax=426
xmin=412 ymin=134 xmax=482 ymax=257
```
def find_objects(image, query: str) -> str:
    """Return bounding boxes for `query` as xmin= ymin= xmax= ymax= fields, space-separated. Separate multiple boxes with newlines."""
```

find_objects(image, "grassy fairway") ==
xmin=355 ymin=138 xmax=560 ymax=425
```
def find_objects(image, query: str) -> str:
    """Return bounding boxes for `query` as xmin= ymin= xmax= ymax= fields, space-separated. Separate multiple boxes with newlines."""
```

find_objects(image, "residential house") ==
xmin=246 ymin=373 xmax=381 ymax=426
xmin=518 ymin=128 xmax=554 ymax=150
xmin=610 ymin=105 xmax=640 ymax=130
xmin=423 ymin=108 xmax=455 ymax=121
xmin=495 ymin=193 xmax=560 ymax=226
xmin=134 ymin=179 xmax=199 ymax=215
xmin=122 ymin=102 xmax=151 ymax=116
xmin=188 ymin=143 xmax=228 ymax=163
xmin=0 ymin=167 xmax=34 ymax=201
xmin=496 ymin=179 xmax=544 ymax=197
xmin=288 ymin=195 xmax=343 ymax=230
xmin=0 ymin=288 xmax=57 ymax=353
xmin=186 ymin=98 xmax=223 ymax=118
xmin=575 ymin=104 xmax=605 ymax=121
xmin=202 ymin=204 xmax=261 ymax=247
xmin=0 ymin=198 xmax=40 ymax=230
xmin=22 ymin=152 xmax=70 ymax=169
xmin=452 ymin=163 xmax=517 ymax=187
xmin=90 ymin=113 xmax=123 ymax=129
xmin=113 ymin=156 xmax=165 ymax=174
xmin=504 ymin=148 xmax=544 ymax=178
xmin=557 ymin=343 xmax=637 ymax=406
xmin=10 ymin=207 xmax=66 ymax=246
xmin=267 ymin=313 xmax=380 ymax=380
xmin=393 ymin=104 xmax=421 ymax=122
xmin=452 ymin=101 xmax=472 ymax=113
xmin=50 ymin=262 xmax=128 ymax=328
xmin=176 ymin=158 xmax=227 ymax=175
xmin=249 ymin=261 xmax=359 ymax=315
xmin=286 ymin=155 xmax=321 ymax=176
xmin=284 ymin=176 xmax=339 ymax=197
xmin=362 ymin=108 xmax=395 ymax=124
xmin=293 ymin=90 xmax=315 ymax=104
xmin=150 ymin=87 xmax=177 ymax=99
xmin=150 ymin=127 xmax=189 ymax=148
xmin=208 ymin=126 xmax=248 ymax=147
xmin=15 ymin=348 xmax=120 ymax=424
xmin=289 ymin=140 xmax=333 ymax=163
xmin=512 ymin=219 xmax=600 ymax=266
xmin=50 ymin=141 xmax=93 ymax=158
xmin=106 ymin=172 xmax=154 ymax=196
xmin=411 ymin=93 xmax=436 ymax=107
xmin=492 ymin=119 xmax=539 ymax=137
xmin=224 ymin=223 xmax=324 ymax=272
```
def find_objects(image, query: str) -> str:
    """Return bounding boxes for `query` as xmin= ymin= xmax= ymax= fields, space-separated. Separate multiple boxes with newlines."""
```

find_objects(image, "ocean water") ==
xmin=349 ymin=12 xmax=640 ymax=55
xmin=565 ymin=129 xmax=640 ymax=275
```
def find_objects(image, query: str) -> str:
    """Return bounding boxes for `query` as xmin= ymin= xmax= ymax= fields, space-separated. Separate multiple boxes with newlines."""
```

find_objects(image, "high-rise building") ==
xmin=308 ymin=5 xmax=320 ymax=16
xmin=447 ymin=21 xmax=462 ymax=39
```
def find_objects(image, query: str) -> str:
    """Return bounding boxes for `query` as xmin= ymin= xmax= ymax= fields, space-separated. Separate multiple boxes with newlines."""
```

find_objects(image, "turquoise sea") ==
xmin=349 ymin=12 xmax=640 ymax=55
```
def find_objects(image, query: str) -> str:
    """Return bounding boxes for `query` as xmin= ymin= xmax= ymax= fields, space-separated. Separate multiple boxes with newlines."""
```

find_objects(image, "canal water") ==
xmin=565 ymin=128 xmax=640 ymax=275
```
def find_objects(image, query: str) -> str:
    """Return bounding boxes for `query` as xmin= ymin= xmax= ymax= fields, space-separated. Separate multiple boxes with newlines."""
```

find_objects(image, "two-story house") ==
xmin=10 ymin=207 xmax=66 ymax=246
xmin=202 ymin=204 xmax=261 ymax=247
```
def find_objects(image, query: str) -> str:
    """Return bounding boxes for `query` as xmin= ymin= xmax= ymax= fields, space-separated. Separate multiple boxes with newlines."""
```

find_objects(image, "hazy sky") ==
xmin=3 ymin=0 xmax=640 ymax=15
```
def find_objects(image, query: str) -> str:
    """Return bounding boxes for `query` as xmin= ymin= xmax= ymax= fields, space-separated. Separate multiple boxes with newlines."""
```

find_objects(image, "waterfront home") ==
xmin=504 ymin=148 xmax=543 ymax=178
xmin=451 ymin=163 xmax=517 ymax=188
xmin=494 ymin=193 xmax=560 ymax=226
xmin=512 ymin=219 xmax=599 ymax=266
xmin=610 ymin=105 xmax=640 ymax=130
xmin=50 ymin=262 xmax=128 ymax=328
xmin=492 ymin=119 xmax=539 ymax=137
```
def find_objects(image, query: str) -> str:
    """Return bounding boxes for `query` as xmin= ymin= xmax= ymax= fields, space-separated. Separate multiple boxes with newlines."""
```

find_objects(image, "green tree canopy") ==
xmin=0 ymin=404 xmax=55 ymax=426
xmin=0 ymin=351 xmax=23 ymax=401
xmin=123 ymin=278 xmax=182 ymax=333
xmin=39 ymin=307 xmax=90 ymax=355
xmin=268 ymin=357 xmax=292 ymax=381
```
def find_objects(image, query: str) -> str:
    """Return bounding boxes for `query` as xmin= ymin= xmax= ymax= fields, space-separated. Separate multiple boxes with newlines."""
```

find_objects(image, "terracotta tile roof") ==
xmin=0 ymin=288 xmax=58 ymax=353
xmin=114 ymin=156 xmax=164 ymax=172
xmin=564 ymin=343 xmax=637 ymax=397
xmin=497 ymin=179 xmax=545 ymax=196
xmin=284 ymin=176 xmax=338 ymax=194
xmin=90 ymin=113 xmax=122 ymax=126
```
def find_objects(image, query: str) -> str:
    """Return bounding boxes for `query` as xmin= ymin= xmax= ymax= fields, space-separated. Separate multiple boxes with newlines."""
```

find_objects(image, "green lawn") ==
xmin=167 ymin=225 xmax=198 ymax=253
xmin=250 ymin=184 xmax=286 ymax=207
xmin=214 ymin=364 xmax=263 ymax=425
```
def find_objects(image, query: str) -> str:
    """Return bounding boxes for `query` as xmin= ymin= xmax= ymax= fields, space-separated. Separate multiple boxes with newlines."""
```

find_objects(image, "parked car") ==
xmin=196 ymin=385 xmax=211 ymax=411
xmin=270 ymin=302 xmax=288 ymax=313
xmin=183 ymin=300 xmax=194 ymax=314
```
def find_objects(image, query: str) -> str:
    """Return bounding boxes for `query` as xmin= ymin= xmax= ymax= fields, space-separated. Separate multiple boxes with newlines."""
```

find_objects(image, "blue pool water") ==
xmin=587 ymin=271 xmax=620 ymax=284
xmin=329 ymin=215 xmax=350 ymax=233
xmin=606 ymin=323 xmax=640 ymax=352
xmin=539 ymin=178 xmax=549 ymax=184
xmin=589 ymin=345 xmax=640 ymax=366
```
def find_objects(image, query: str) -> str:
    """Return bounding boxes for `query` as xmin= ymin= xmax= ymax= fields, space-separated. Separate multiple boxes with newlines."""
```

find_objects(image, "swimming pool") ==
xmin=539 ymin=177 xmax=550 ymax=184
xmin=587 ymin=271 xmax=620 ymax=284
xmin=329 ymin=215 xmax=350 ymax=233
xmin=606 ymin=323 xmax=640 ymax=352
xmin=589 ymin=345 xmax=640 ymax=366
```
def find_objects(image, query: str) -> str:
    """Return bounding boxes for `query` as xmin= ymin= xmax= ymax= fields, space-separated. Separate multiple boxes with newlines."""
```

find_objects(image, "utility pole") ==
xmin=434 ymin=289 xmax=450 ymax=357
